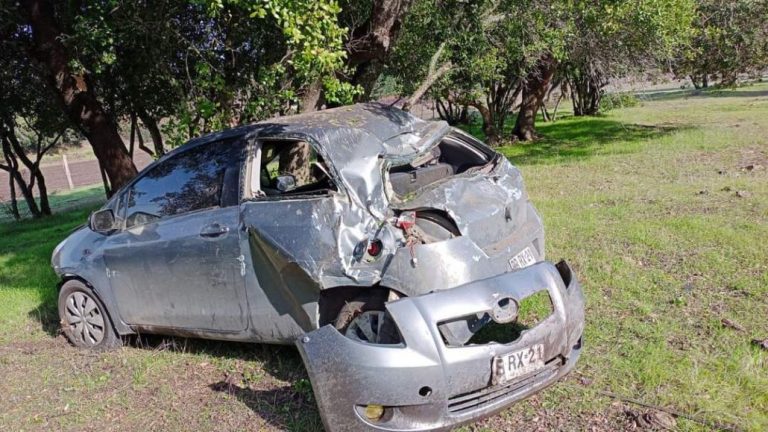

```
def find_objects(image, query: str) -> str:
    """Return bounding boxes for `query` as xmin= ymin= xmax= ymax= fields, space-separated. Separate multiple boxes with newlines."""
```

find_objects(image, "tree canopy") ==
xmin=1 ymin=0 xmax=765 ymax=218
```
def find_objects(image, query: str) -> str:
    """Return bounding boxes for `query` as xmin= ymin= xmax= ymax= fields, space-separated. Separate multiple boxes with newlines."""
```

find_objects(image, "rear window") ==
xmin=388 ymin=132 xmax=491 ymax=197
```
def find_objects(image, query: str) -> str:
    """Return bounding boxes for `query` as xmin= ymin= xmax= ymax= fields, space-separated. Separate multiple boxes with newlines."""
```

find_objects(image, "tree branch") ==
xmin=402 ymin=42 xmax=453 ymax=111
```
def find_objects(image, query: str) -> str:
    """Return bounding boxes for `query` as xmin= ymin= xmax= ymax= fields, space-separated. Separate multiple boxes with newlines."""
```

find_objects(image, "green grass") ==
xmin=1 ymin=84 xmax=767 ymax=431
xmin=0 ymin=184 xmax=105 ymax=222
xmin=463 ymin=83 xmax=768 ymax=431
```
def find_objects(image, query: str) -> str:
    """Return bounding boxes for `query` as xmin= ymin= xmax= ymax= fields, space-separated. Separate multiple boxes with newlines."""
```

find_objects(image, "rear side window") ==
xmin=124 ymin=138 xmax=242 ymax=228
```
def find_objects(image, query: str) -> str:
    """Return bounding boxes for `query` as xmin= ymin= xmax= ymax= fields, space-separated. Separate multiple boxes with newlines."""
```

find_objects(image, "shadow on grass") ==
xmin=458 ymin=113 xmax=691 ymax=166
xmin=499 ymin=118 xmax=689 ymax=165
xmin=636 ymin=87 xmax=768 ymax=102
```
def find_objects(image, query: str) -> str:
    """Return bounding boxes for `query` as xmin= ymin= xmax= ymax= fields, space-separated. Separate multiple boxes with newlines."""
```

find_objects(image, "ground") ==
xmin=1 ymin=84 xmax=767 ymax=431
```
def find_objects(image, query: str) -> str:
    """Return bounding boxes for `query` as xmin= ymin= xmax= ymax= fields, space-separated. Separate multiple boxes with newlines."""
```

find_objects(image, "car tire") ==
xmin=334 ymin=292 xmax=400 ymax=344
xmin=58 ymin=280 xmax=121 ymax=350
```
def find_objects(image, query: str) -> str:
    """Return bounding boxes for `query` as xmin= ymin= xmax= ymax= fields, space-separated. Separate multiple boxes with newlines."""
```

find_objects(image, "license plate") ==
xmin=509 ymin=246 xmax=536 ymax=270
xmin=492 ymin=344 xmax=545 ymax=385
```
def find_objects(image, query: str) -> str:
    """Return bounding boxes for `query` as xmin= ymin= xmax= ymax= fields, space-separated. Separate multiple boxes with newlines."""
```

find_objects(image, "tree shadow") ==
xmin=496 ymin=117 xmax=690 ymax=165
xmin=636 ymin=86 xmax=768 ymax=102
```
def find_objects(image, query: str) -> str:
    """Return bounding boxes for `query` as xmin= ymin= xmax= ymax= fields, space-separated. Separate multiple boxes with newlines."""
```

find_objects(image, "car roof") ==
xmin=170 ymin=103 xmax=448 ymax=164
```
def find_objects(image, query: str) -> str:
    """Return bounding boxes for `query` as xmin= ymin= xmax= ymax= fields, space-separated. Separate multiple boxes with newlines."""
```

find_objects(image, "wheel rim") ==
xmin=345 ymin=310 xmax=388 ymax=343
xmin=64 ymin=292 xmax=105 ymax=346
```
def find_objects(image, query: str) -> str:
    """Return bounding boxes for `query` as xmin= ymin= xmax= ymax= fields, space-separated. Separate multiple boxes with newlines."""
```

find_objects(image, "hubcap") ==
xmin=64 ymin=292 xmax=105 ymax=346
xmin=345 ymin=311 xmax=389 ymax=343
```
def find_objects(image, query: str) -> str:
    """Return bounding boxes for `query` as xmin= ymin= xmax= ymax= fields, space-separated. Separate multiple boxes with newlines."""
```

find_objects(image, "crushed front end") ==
xmin=297 ymin=261 xmax=584 ymax=432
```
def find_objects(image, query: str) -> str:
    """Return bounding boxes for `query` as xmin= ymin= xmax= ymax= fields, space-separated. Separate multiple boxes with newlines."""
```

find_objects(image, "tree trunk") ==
xmin=4 ymin=121 xmax=52 ymax=215
xmin=472 ymin=103 xmax=500 ymax=145
xmin=300 ymin=80 xmax=325 ymax=112
xmin=514 ymin=54 xmax=557 ymax=141
xmin=5 ymin=171 xmax=20 ymax=221
xmin=1 ymin=136 xmax=41 ymax=218
xmin=21 ymin=0 xmax=137 ymax=192
xmin=35 ymin=170 xmax=50 ymax=215
xmin=137 ymin=108 xmax=164 ymax=156
xmin=347 ymin=0 xmax=413 ymax=98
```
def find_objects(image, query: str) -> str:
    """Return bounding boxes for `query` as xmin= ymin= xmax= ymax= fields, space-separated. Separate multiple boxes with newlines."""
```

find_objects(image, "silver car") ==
xmin=52 ymin=103 xmax=584 ymax=431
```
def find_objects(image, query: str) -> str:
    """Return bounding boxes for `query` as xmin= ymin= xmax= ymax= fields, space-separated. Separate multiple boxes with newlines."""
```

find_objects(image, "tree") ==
xmin=674 ymin=0 xmax=768 ymax=88
xmin=19 ymin=0 xmax=138 ymax=192
xmin=563 ymin=0 xmax=695 ymax=116
xmin=391 ymin=0 xmax=569 ymax=143
xmin=341 ymin=0 xmax=414 ymax=98
xmin=0 ymin=6 xmax=71 ymax=218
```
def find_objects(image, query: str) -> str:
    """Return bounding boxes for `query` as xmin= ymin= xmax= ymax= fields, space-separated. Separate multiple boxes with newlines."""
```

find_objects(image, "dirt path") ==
xmin=0 ymin=152 xmax=153 ymax=199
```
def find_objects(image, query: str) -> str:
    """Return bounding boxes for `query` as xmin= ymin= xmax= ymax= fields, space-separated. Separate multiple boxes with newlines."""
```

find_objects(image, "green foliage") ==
xmin=674 ymin=0 xmax=768 ymax=87
xmin=600 ymin=92 xmax=640 ymax=112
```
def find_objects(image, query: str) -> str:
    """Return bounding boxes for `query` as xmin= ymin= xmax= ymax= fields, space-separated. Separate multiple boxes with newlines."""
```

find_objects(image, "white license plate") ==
xmin=492 ymin=344 xmax=545 ymax=385
xmin=509 ymin=246 xmax=536 ymax=270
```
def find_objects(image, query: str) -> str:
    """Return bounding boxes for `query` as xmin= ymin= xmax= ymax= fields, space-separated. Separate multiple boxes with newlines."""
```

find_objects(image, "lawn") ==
xmin=0 ymin=84 xmax=766 ymax=431
xmin=0 ymin=184 xmax=105 ymax=223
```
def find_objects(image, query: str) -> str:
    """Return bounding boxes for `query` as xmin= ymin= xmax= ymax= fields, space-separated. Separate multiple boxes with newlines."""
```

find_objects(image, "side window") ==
xmin=258 ymin=140 xmax=336 ymax=197
xmin=124 ymin=138 xmax=243 ymax=228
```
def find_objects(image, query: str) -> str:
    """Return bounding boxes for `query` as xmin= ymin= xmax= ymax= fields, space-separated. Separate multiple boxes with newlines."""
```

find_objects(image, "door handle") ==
xmin=200 ymin=223 xmax=230 ymax=238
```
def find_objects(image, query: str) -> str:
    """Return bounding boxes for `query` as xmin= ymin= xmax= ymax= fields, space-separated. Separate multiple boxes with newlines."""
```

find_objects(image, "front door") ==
xmin=103 ymin=138 xmax=248 ymax=332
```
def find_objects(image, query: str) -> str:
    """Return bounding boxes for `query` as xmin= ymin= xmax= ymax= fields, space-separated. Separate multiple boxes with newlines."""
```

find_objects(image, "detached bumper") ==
xmin=296 ymin=261 xmax=585 ymax=432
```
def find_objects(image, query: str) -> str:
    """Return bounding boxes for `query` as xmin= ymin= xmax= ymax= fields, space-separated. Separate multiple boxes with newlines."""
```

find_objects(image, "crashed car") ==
xmin=52 ymin=103 xmax=584 ymax=431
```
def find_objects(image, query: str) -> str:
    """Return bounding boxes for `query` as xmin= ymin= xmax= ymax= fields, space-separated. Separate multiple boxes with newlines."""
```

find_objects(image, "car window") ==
xmin=124 ymin=138 xmax=243 ymax=228
xmin=258 ymin=141 xmax=336 ymax=197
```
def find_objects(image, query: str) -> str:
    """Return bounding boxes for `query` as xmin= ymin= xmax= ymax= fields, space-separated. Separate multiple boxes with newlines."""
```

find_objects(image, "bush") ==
xmin=601 ymin=92 xmax=640 ymax=112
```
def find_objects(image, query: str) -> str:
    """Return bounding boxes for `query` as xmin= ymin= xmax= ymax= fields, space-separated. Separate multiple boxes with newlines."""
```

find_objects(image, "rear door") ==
xmin=103 ymin=138 xmax=248 ymax=332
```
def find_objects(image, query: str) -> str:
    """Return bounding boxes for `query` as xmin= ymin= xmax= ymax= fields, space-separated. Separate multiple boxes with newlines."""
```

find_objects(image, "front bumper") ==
xmin=297 ymin=261 xmax=585 ymax=432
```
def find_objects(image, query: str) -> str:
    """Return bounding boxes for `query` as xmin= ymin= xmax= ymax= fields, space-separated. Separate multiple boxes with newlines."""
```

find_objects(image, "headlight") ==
xmin=51 ymin=238 xmax=67 ymax=269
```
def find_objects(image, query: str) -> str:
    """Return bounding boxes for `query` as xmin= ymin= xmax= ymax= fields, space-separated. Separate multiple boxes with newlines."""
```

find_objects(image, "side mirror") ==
xmin=275 ymin=174 xmax=297 ymax=192
xmin=90 ymin=209 xmax=116 ymax=233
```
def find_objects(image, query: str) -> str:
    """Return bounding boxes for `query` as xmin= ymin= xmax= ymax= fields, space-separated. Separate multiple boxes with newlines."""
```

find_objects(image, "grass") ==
xmin=1 ymin=83 xmax=767 ymax=431
xmin=0 ymin=184 xmax=105 ymax=223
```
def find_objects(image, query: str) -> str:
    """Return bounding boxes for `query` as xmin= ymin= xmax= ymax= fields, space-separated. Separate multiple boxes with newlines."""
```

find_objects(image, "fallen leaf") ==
xmin=630 ymin=410 xmax=677 ymax=430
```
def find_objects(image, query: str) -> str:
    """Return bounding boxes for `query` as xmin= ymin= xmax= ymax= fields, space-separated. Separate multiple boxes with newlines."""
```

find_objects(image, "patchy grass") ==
xmin=0 ymin=184 xmax=105 ymax=223
xmin=1 ymin=83 xmax=767 ymax=431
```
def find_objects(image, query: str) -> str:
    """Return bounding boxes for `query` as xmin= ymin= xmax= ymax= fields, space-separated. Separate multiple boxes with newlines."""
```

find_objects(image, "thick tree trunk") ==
xmin=300 ymin=80 xmax=325 ymax=112
xmin=21 ymin=0 xmax=137 ymax=192
xmin=347 ymin=0 xmax=413 ymax=98
xmin=472 ymin=103 xmax=500 ymax=145
xmin=137 ymin=108 xmax=164 ymax=156
xmin=514 ymin=54 xmax=557 ymax=141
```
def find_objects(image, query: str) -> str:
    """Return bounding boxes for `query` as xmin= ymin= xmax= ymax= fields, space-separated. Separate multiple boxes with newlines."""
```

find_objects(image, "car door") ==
xmin=103 ymin=137 xmax=249 ymax=333
xmin=238 ymin=139 xmax=344 ymax=341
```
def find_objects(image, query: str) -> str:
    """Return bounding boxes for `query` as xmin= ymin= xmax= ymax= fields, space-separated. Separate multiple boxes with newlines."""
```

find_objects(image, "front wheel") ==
xmin=334 ymin=293 xmax=401 ymax=344
xmin=58 ymin=280 xmax=120 ymax=349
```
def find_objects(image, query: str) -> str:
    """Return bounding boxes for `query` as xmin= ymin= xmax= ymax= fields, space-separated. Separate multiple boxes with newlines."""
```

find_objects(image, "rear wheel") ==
xmin=58 ymin=280 xmax=120 ymax=349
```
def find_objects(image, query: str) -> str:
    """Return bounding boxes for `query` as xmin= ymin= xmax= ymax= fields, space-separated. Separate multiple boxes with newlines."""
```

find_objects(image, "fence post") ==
xmin=62 ymin=154 xmax=74 ymax=190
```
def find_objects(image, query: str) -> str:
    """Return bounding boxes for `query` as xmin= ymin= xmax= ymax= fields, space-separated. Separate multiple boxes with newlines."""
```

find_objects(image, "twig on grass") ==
xmin=597 ymin=390 xmax=743 ymax=432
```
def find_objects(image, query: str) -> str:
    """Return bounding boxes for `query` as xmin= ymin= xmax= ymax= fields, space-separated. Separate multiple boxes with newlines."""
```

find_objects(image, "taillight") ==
xmin=396 ymin=211 xmax=416 ymax=230
xmin=367 ymin=239 xmax=383 ymax=257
